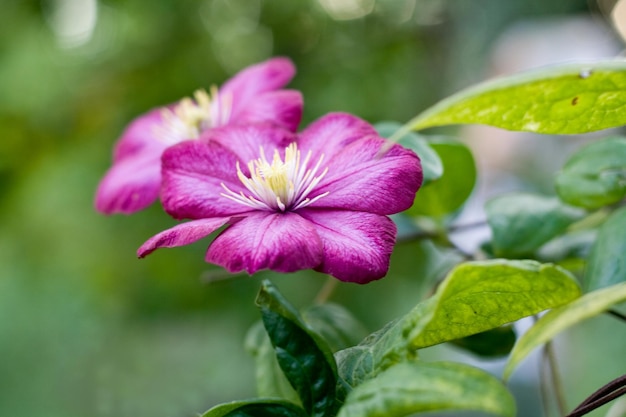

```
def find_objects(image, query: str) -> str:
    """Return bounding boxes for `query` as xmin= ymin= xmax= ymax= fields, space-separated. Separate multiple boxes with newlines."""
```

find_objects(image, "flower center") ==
xmin=221 ymin=143 xmax=329 ymax=212
xmin=155 ymin=86 xmax=232 ymax=145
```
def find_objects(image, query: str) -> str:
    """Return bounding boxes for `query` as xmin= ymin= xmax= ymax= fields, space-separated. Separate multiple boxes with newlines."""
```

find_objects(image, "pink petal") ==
xmin=206 ymin=211 xmax=323 ymax=275
xmin=297 ymin=113 xmax=379 ymax=162
xmin=161 ymin=140 xmax=255 ymax=219
xmin=220 ymin=57 xmax=296 ymax=121
xmin=310 ymin=136 xmax=422 ymax=215
xmin=137 ymin=217 xmax=232 ymax=258
xmin=113 ymin=108 xmax=168 ymax=162
xmin=231 ymin=90 xmax=303 ymax=132
xmin=202 ymin=124 xmax=296 ymax=167
xmin=95 ymin=151 xmax=163 ymax=214
xmin=298 ymin=209 xmax=397 ymax=284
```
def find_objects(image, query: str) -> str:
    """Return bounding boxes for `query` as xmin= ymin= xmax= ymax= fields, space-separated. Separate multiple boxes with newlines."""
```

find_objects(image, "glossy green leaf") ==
xmin=336 ymin=362 xmax=515 ymax=417
xmin=584 ymin=207 xmax=626 ymax=291
xmin=504 ymin=282 xmax=626 ymax=380
xmin=556 ymin=136 xmax=626 ymax=209
xmin=408 ymin=138 xmax=476 ymax=217
xmin=404 ymin=260 xmax=581 ymax=349
xmin=302 ymin=303 xmax=369 ymax=352
xmin=245 ymin=321 xmax=300 ymax=403
xmin=375 ymin=121 xmax=443 ymax=185
xmin=449 ymin=326 xmax=517 ymax=358
xmin=201 ymin=399 xmax=307 ymax=417
xmin=486 ymin=193 xmax=586 ymax=257
xmin=407 ymin=61 xmax=626 ymax=134
xmin=256 ymin=280 xmax=338 ymax=417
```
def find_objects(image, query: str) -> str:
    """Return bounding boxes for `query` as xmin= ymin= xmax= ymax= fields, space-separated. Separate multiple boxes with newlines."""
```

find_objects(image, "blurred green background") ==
xmin=2 ymin=1 xmax=622 ymax=416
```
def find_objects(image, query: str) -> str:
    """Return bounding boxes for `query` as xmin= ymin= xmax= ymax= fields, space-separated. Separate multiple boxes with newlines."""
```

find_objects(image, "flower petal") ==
xmin=137 ymin=217 xmax=232 ymax=258
xmin=310 ymin=136 xmax=422 ymax=214
xmin=297 ymin=113 xmax=379 ymax=162
xmin=95 ymin=151 xmax=163 ymax=214
xmin=232 ymin=90 xmax=303 ymax=132
xmin=298 ymin=209 xmax=397 ymax=283
xmin=113 ymin=108 xmax=168 ymax=161
xmin=206 ymin=211 xmax=323 ymax=274
xmin=161 ymin=140 xmax=254 ymax=219
xmin=202 ymin=123 xmax=296 ymax=165
xmin=220 ymin=57 xmax=296 ymax=121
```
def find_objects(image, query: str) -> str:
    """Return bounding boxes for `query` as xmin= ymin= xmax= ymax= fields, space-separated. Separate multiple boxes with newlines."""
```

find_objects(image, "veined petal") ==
xmin=297 ymin=113 xmax=379 ymax=162
xmin=232 ymin=90 xmax=303 ymax=132
xmin=113 ymin=108 xmax=168 ymax=161
xmin=220 ymin=57 xmax=296 ymax=120
xmin=201 ymin=124 xmax=296 ymax=167
xmin=206 ymin=211 xmax=323 ymax=274
xmin=298 ymin=209 xmax=397 ymax=283
xmin=310 ymin=136 xmax=422 ymax=214
xmin=137 ymin=217 xmax=232 ymax=258
xmin=95 ymin=151 xmax=162 ymax=214
xmin=161 ymin=140 xmax=255 ymax=219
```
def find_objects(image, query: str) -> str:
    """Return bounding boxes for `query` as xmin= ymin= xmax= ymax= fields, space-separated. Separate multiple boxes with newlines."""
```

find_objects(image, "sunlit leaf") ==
xmin=408 ymin=138 xmax=476 ymax=217
xmin=201 ymin=399 xmax=307 ymax=417
xmin=336 ymin=362 xmax=515 ymax=417
xmin=504 ymin=282 xmax=626 ymax=380
xmin=406 ymin=61 xmax=626 ymax=134
xmin=256 ymin=280 xmax=338 ymax=417
xmin=404 ymin=260 xmax=581 ymax=349
xmin=375 ymin=121 xmax=443 ymax=185
xmin=584 ymin=207 xmax=626 ymax=291
xmin=486 ymin=193 xmax=586 ymax=257
xmin=556 ymin=136 xmax=626 ymax=209
xmin=244 ymin=321 xmax=300 ymax=403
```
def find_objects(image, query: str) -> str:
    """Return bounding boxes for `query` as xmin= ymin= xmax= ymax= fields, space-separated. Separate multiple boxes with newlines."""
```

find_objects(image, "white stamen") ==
xmin=221 ymin=143 xmax=329 ymax=212
xmin=153 ymin=86 xmax=233 ymax=144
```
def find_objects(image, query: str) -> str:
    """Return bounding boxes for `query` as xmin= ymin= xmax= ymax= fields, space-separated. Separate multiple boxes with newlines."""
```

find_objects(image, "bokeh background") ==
xmin=2 ymin=1 xmax=625 ymax=416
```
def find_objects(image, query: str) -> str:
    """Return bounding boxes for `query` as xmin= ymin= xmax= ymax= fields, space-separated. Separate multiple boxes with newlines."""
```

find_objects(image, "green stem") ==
xmin=314 ymin=276 xmax=338 ymax=304
xmin=544 ymin=340 xmax=567 ymax=416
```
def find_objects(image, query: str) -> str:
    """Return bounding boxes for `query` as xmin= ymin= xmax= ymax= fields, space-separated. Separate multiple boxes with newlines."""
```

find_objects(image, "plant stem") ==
xmin=607 ymin=309 xmax=626 ymax=323
xmin=314 ymin=276 xmax=338 ymax=304
xmin=544 ymin=340 xmax=567 ymax=416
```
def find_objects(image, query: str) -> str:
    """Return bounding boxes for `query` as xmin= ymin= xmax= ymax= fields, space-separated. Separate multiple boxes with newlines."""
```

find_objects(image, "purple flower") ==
xmin=95 ymin=57 xmax=302 ymax=215
xmin=138 ymin=113 xmax=423 ymax=283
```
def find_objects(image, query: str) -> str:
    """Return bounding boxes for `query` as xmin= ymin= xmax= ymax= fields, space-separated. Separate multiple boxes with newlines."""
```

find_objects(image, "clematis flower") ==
xmin=95 ymin=57 xmax=302 ymax=215
xmin=137 ymin=113 xmax=423 ymax=283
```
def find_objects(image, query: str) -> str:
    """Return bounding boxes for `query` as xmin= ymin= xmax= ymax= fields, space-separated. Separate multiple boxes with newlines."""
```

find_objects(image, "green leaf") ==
xmin=201 ymin=399 xmax=307 ymax=417
xmin=244 ymin=321 xmax=300 ymax=403
xmin=449 ymin=326 xmax=517 ymax=358
xmin=584 ymin=206 xmax=626 ymax=291
xmin=407 ymin=138 xmax=476 ymax=217
xmin=375 ymin=121 xmax=443 ymax=185
xmin=336 ymin=362 xmax=515 ymax=417
xmin=486 ymin=193 xmax=586 ymax=257
xmin=256 ymin=280 xmax=338 ymax=417
xmin=406 ymin=61 xmax=626 ymax=134
xmin=555 ymin=136 xmax=626 ymax=209
xmin=404 ymin=260 xmax=581 ymax=349
xmin=504 ymin=282 xmax=626 ymax=380
xmin=302 ymin=303 xmax=369 ymax=352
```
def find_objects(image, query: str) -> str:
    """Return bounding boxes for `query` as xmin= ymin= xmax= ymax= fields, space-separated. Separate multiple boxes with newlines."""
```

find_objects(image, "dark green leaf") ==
xmin=336 ymin=362 xmax=515 ymax=417
xmin=407 ymin=138 xmax=476 ymax=217
xmin=556 ymin=136 xmax=626 ymax=209
xmin=486 ymin=193 xmax=586 ymax=257
xmin=449 ymin=326 xmax=517 ymax=358
xmin=504 ymin=282 xmax=626 ymax=380
xmin=403 ymin=260 xmax=581 ymax=349
xmin=584 ymin=206 xmax=626 ymax=291
xmin=256 ymin=280 xmax=338 ymax=417
xmin=201 ymin=399 xmax=307 ymax=417
xmin=244 ymin=321 xmax=300 ymax=403
xmin=375 ymin=121 xmax=443 ymax=185
xmin=407 ymin=61 xmax=626 ymax=134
